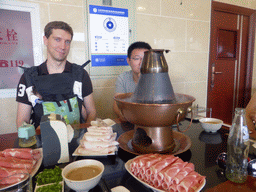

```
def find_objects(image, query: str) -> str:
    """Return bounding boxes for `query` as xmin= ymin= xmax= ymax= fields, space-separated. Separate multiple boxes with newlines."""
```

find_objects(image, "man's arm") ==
xmin=16 ymin=102 xmax=32 ymax=128
xmin=83 ymin=93 xmax=96 ymax=123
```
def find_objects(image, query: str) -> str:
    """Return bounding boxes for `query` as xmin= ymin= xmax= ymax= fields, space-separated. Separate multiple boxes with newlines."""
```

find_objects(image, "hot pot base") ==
xmin=117 ymin=130 xmax=191 ymax=156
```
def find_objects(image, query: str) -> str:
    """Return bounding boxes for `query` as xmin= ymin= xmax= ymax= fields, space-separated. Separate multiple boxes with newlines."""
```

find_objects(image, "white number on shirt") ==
xmin=17 ymin=84 xmax=26 ymax=97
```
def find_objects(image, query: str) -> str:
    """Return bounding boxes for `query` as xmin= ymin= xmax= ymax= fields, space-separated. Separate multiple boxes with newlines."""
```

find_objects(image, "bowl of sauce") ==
xmin=62 ymin=159 xmax=104 ymax=192
xmin=199 ymin=117 xmax=223 ymax=133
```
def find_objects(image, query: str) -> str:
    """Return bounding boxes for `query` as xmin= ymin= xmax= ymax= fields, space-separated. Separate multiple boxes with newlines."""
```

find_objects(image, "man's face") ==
xmin=43 ymin=29 xmax=72 ymax=62
xmin=127 ymin=48 xmax=149 ymax=75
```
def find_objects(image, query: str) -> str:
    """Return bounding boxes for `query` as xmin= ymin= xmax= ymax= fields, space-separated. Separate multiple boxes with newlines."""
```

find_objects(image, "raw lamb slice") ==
xmin=0 ymin=167 xmax=29 ymax=178
xmin=164 ymin=160 xmax=188 ymax=186
xmin=0 ymin=156 xmax=35 ymax=171
xmin=83 ymin=132 xmax=117 ymax=142
xmin=147 ymin=155 xmax=179 ymax=176
xmin=176 ymin=171 xmax=200 ymax=192
xmin=161 ymin=181 xmax=178 ymax=191
xmin=87 ymin=126 xmax=113 ymax=131
xmin=141 ymin=155 xmax=166 ymax=174
xmin=87 ymin=126 xmax=113 ymax=135
xmin=80 ymin=139 xmax=119 ymax=149
xmin=172 ymin=163 xmax=195 ymax=185
xmin=0 ymin=173 xmax=28 ymax=185
xmin=156 ymin=158 xmax=184 ymax=181
xmin=2 ymin=148 xmax=33 ymax=160
xmin=77 ymin=145 xmax=117 ymax=154
xmin=86 ymin=130 xmax=113 ymax=135
xmin=130 ymin=154 xmax=160 ymax=175
xmin=189 ymin=174 xmax=206 ymax=191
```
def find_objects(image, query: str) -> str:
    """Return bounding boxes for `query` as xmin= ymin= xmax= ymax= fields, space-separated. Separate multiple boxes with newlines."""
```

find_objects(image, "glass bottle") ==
xmin=225 ymin=108 xmax=250 ymax=183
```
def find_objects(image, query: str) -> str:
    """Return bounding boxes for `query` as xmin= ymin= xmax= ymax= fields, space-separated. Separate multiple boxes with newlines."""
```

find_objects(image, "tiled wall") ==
xmin=136 ymin=0 xmax=211 ymax=111
xmin=0 ymin=0 xmax=255 ymax=134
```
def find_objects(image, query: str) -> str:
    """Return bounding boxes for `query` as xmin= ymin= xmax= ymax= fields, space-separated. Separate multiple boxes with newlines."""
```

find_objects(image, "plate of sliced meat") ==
xmin=125 ymin=154 xmax=206 ymax=192
xmin=72 ymin=125 xmax=119 ymax=156
xmin=0 ymin=148 xmax=42 ymax=190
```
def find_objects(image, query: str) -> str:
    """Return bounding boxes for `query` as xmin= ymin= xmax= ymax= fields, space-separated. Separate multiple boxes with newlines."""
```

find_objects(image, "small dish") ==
xmin=199 ymin=118 xmax=223 ymax=133
xmin=34 ymin=181 xmax=64 ymax=192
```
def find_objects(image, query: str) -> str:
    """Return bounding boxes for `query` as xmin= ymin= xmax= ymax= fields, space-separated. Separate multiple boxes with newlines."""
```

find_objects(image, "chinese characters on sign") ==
xmin=89 ymin=5 xmax=129 ymax=67
xmin=0 ymin=9 xmax=34 ymax=89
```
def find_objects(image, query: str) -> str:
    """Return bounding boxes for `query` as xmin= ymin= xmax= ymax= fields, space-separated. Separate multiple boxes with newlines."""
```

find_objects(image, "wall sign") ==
xmin=89 ymin=5 xmax=129 ymax=67
xmin=0 ymin=1 xmax=42 ymax=98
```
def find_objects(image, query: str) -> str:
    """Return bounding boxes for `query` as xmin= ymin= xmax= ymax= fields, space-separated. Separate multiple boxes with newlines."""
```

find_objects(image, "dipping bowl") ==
xmin=62 ymin=159 xmax=104 ymax=192
xmin=199 ymin=117 xmax=223 ymax=133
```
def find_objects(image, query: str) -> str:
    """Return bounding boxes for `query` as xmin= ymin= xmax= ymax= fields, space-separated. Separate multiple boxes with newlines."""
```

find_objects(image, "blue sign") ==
xmin=89 ymin=5 xmax=129 ymax=67
xmin=91 ymin=55 xmax=128 ymax=67
xmin=89 ymin=5 xmax=128 ymax=17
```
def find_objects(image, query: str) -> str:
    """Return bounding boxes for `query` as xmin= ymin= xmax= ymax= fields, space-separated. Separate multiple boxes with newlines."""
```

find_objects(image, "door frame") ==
xmin=208 ymin=1 xmax=256 ymax=108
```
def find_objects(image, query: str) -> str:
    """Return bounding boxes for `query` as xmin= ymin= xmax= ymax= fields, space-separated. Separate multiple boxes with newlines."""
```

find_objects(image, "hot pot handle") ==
xmin=176 ymin=107 xmax=193 ymax=133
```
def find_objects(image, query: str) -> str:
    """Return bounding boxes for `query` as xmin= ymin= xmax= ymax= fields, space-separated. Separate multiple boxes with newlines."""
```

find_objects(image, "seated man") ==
xmin=113 ymin=41 xmax=151 ymax=120
xmin=16 ymin=21 xmax=96 ymax=128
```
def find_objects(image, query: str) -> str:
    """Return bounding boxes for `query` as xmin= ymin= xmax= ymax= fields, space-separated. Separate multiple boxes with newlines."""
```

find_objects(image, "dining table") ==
xmin=1 ymin=119 xmax=256 ymax=192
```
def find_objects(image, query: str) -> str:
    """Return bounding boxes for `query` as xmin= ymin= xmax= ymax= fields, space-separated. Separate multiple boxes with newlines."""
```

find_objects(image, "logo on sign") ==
xmin=103 ymin=17 xmax=117 ymax=32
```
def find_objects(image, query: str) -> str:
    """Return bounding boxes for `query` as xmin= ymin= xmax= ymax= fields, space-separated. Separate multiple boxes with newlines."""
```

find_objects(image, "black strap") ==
xmin=56 ymin=101 xmax=62 ymax=107
xmin=81 ymin=60 xmax=91 ymax=68
xmin=67 ymin=99 xmax=72 ymax=112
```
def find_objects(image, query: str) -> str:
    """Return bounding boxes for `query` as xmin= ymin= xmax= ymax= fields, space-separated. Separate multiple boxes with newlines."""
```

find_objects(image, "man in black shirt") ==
xmin=16 ymin=21 xmax=96 ymax=128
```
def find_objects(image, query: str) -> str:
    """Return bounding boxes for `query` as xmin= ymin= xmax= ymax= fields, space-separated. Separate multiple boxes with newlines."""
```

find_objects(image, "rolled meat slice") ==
xmin=164 ymin=160 xmax=188 ymax=186
xmin=130 ymin=154 xmax=160 ymax=175
xmin=0 ymin=156 xmax=35 ymax=171
xmin=172 ymin=163 xmax=194 ymax=185
xmin=0 ymin=173 xmax=28 ymax=185
xmin=0 ymin=167 xmax=29 ymax=178
xmin=80 ymin=139 xmax=119 ymax=149
xmin=2 ymin=148 xmax=33 ymax=160
xmin=87 ymin=126 xmax=113 ymax=131
xmin=176 ymin=171 xmax=199 ymax=192
xmin=87 ymin=127 xmax=113 ymax=135
xmin=189 ymin=174 xmax=206 ymax=191
xmin=147 ymin=155 xmax=179 ymax=176
xmin=83 ymin=132 xmax=117 ymax=142
xmin=156 ymin=158 xmax=184 ymax=181
xmin=77 ymin=145 xmax=117 ymax=154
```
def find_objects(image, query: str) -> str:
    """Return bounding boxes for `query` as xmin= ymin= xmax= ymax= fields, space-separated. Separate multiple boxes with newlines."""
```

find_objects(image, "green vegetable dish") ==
xmin=36 ymin=166 xmax=62 ymax=185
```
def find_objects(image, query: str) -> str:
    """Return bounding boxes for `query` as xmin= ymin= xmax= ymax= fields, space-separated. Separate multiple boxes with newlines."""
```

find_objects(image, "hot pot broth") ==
xmin=65 ymin=165 xmax=101 ymax=181
xmin=205 ymin=121 xmax=221 ymax=124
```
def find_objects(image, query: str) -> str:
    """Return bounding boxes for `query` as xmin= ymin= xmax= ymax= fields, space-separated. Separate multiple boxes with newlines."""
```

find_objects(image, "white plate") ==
xmin=34 ymin=181 xmax=64 ymax=192
xmin=0 ymin=148 xmax=43 ymax=191
xmin=31 ymin=148 xmax=43 ymax=177
xmin=72 ymin=145 xmax=116 ymax=156
xmin=125 ymin=159 xmax=206 ymax=192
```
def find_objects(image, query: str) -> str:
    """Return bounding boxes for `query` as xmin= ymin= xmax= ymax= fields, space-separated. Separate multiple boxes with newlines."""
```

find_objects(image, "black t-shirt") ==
xmin=16 ymin=61 xmax=93 ymax=105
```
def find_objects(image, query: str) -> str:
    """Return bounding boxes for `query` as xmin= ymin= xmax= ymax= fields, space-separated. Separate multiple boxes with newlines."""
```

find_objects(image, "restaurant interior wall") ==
xmin=0 ymin=0 xmax=256 ymax=134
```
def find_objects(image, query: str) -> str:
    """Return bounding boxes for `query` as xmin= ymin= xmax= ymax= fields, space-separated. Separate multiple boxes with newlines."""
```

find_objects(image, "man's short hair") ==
xmin=44 ymin=21 xmax=73 ymax=39
xmin=127 ymin=41 xmax=152 ymax=58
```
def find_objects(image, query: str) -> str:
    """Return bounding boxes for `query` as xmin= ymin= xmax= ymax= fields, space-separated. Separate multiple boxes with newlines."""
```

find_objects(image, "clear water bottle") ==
xmin=225 ymin=108 xmax=250 ymax=183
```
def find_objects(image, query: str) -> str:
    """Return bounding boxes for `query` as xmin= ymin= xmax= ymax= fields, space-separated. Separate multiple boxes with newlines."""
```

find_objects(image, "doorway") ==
xmin=207 ymin=1 xmax=256 ymax=124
